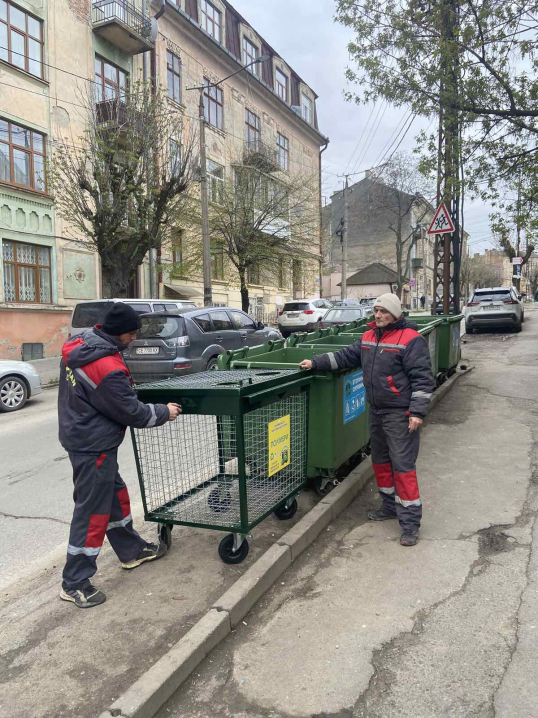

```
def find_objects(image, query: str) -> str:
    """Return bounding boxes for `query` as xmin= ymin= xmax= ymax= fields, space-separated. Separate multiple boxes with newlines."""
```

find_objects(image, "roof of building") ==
xmin=338 ymin=262 xmax=404 ymax=287
xmin=173 ymin=0 xmax=325 ymax=138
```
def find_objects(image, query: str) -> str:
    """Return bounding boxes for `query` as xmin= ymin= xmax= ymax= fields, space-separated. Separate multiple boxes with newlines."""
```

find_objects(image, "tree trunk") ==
xmin=396 ymin=239 xmax=404 ymax=299
xmin=101 ymin=259 xmax=135 ymax=298
xmin=239 ymin=269 xmax=249 ymax=313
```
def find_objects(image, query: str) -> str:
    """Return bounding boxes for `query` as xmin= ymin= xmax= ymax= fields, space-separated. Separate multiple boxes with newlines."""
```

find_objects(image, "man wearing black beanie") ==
xmin=57 ymin=302 xmax=181 ymax=608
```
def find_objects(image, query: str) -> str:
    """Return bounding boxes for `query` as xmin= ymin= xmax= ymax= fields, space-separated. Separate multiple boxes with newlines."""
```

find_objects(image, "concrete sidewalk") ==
xmin=157 ymin=315 xmax=538 ymax=717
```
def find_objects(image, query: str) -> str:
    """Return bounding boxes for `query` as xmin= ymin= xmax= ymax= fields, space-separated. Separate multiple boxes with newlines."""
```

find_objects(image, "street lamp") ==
xmin=187 ymin=55 xmax=270 ymax=306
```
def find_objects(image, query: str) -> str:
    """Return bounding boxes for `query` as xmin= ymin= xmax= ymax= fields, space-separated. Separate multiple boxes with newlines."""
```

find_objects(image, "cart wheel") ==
xmin=218 ymin=534 xmax=249 ymax=564
xmin=159 ymin=524 xmax=172 ymax=548
xmin=274 ymin=498 xmax=298 ymax=520
xmin=208 ymin=487 xmax=232 ymax=513
xmin=314 ymin=477 xmax=334 ymax=497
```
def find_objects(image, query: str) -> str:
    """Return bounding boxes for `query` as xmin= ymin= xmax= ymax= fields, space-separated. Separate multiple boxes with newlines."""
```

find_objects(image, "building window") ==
xmin=245 ymin=109 xmax=260 ymax=150
xmin=201 ymin=0 xmax=221 ymax=41
xmin=275 ymin=68 xmax=288 ymax=102
xmin=166 ymin=50 xmax=181 ymax=104
xmin=0 ymin=118 xmax=46 ymax=192
xmin=169 ymin=139 xmax=181 ymax=176
xmin=278 ymin=257 xmax=286 ymax=287
xmin=94 ymin=56 xmax=128 ymax=102
xmin=211 ymin=241 xmax=224 ymax=280
xmin=277 ymin=133 xmax=289 ymax=171
xmin=242 ymin=36 xmax=259 ymax=74
xmin=207 ymin=159 xmax=224 ymax=204
xmin=247 ymin=263 xmax=260 ymax=285
xmin=0 ymin=1 xmax=43 ymax=78
xmin=203 ymin=77 xmax=223 ymax=130
xmin=172 ymin=230 xmax=183 ymax=267
xmin=2 ymin=240 xmax=51 ymax=303
xmin=301 ymin=93 xmax=313 ymax=124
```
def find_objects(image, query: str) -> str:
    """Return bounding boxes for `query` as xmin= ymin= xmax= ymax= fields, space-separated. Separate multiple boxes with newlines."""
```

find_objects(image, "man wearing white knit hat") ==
xmin=300 ymin=293 xmax=435 ymax=546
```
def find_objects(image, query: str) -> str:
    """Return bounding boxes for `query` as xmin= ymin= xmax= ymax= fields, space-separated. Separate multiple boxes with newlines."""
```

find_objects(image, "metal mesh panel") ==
xmin=136 ymin=368 xmax=300 ymax=391
xmin=133 ymin=390 xmax=308 ymax=532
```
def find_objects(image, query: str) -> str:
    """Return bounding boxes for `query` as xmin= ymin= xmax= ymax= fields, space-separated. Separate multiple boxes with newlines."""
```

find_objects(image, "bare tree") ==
xmin=180 ymin=149 xmax=320 ymax=311
xmin=49 ymin=82 xmax=198 ymax=297
xmin=460 ymin=254 xmax=502 ymax=298
xmin=367 ymin=154 xmax=434 ymax=297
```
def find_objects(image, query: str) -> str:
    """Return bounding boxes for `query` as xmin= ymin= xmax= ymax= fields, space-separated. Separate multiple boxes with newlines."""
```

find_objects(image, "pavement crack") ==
xmin=0 ymin=511 xmax=69 ymax=526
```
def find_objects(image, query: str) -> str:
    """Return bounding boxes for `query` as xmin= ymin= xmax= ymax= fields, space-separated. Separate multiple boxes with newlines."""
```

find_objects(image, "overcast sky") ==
xmin=231 ymin=0 xmax=494 ymax=257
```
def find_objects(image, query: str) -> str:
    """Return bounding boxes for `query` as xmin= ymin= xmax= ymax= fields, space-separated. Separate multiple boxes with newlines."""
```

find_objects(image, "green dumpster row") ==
xmin=217 ymin=313 xmax=463 ymax=495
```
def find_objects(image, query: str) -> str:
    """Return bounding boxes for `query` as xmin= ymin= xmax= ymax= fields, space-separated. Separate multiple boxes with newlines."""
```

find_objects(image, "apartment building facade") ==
xmin=322 ymin=176 xmax=437 ymax=309
xmin=0 ymin=0 xmax=326 ymax=359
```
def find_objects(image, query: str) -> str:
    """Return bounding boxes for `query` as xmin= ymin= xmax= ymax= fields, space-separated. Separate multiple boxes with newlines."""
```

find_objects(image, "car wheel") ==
xmin=514 ymin=322 xmax=523 ymax=333
xmin=465 ymin=324 xmax=474 ymax=335
xmin=0 ymin=375 xmax=28 ymax=412
xmin=206 ymin=357 xmax=219 ymax=371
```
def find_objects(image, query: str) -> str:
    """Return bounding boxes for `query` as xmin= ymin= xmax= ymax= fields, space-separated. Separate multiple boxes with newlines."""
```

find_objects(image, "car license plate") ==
xmin=136 ymin=347 xmax=159 ymax=355
xmin=484 ymin=305 xmax=500 ymax=310
xmin=287 ymin=312 xmax=299 ymax=318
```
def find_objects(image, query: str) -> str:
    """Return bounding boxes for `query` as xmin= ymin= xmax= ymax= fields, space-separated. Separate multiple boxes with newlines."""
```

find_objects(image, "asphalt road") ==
xmin=0 ymin=388 xmax=139 ymax=590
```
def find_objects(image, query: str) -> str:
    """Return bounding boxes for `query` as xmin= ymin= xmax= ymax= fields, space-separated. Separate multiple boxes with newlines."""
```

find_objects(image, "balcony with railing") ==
xmin=92 ymin=0 xmax=154 ymax=55
xmin=243 ymin=139 xmax=280 ymax=173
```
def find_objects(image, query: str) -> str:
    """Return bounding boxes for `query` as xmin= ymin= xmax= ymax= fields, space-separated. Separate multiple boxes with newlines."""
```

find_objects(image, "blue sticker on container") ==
xmin=343 ymin=370 xmax=366 ymax=424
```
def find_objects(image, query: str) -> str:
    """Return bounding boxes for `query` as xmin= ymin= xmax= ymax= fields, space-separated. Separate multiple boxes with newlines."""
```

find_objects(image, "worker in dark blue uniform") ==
xmin=58 ymin=303 xmax=181 ymax=608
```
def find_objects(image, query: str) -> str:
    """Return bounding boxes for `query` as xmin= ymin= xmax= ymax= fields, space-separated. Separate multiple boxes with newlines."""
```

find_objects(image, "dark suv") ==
xmin=125 ymin=307 xmax=281 ymax=383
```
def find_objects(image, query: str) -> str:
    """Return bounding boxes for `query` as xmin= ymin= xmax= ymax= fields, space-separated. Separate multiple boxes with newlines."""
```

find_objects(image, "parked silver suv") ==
xmin=465 ymin=287 xmax=524 ymax=333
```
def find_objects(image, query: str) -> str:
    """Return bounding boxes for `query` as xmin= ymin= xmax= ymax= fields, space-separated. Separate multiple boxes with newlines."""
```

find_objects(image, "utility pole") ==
xmin=187 ymin=55 xmax=269 ymax=307
xmin=433 ymin=0 xmax=462 ymax=316
xmin=515 ymin=182 xmax=522 ymax=294
xmin=341 ymin=175 xmax=350 ymax=300
xmin=142 ymin=0 xmax=155 ymax=300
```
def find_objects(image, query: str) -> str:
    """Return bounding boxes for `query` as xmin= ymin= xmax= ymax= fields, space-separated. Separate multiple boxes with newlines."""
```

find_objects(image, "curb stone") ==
xmin=98 ymin=368 xmax=467 ymax=718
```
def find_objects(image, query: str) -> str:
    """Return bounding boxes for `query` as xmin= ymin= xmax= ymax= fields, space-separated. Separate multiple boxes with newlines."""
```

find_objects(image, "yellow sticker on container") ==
xmin=268 ymin=414 xmax=291 ymax=477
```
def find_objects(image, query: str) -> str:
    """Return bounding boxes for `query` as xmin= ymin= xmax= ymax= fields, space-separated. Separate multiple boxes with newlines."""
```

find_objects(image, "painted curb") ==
xmin=98 ymin=368 xmax=465 ymax=718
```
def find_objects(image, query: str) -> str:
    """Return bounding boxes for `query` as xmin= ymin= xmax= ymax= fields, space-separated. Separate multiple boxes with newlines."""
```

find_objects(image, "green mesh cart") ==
xmin=131 ymin=369 xmax=310 ymax=564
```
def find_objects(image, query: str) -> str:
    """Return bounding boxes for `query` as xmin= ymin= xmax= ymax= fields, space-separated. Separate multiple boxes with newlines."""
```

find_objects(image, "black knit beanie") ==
xmin=102 ymin=302 xmax=141 ymax=335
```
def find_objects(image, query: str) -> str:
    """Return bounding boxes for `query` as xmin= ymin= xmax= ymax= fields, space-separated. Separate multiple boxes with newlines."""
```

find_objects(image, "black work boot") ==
xmin=121 ymin=540 xmax=167 ymax=570
xmin=367 ymin=507 xmax=397 ymax=521
xmin=400 ymin=529 xmax=419 ymax=547
xmin=60 ymin=584 xmax=106 ymax=608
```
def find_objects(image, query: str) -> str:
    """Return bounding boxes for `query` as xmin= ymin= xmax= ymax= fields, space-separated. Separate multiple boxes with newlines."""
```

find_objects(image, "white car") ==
xmin=465 ymin=286 xmax=524 ymax=334
xmin=0 ymin=361 xmax=43 ymax=412
xmin=278 ymin=299 xmax=334 ymax=337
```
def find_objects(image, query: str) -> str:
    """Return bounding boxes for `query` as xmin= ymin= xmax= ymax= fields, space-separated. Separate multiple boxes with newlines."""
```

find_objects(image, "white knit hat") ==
xmin=373 ymin=293 xmax=402 ymax=320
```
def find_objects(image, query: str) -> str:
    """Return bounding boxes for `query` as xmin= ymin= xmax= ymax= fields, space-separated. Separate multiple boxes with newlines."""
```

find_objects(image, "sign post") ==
xmin=428 ymin=204 xmax=456 ymax=316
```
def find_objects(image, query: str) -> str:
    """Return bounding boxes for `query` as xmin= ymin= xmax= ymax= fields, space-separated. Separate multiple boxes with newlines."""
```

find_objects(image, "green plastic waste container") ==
xmin=131 ymin=369 xmax=311 ymax=564
xmin=219 ymin=345 xmax=370 ymax=494
xmin=412 ymin=314 xmax=463 ymax=377
xmin=293 ymin=318 xmax=442 ymax=382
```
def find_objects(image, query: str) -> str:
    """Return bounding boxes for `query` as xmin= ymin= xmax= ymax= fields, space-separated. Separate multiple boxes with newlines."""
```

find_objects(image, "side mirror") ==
xmin=257 ymin=321 xmax=265 ymax=330
xmin=518 ymin=295 xmax=522 ymax=301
